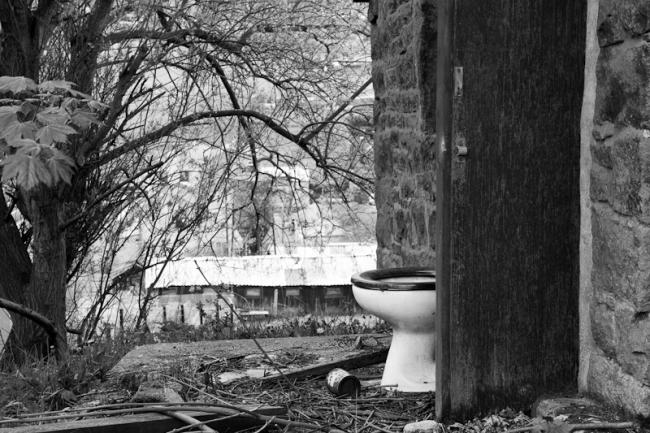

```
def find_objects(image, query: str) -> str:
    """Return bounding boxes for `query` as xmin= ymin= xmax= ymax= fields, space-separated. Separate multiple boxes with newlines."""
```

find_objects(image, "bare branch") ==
xmin=61 ymin=161 xmax=165 ymax=230
xmin=90 ymin=109 xmax=322 ymax=167
xmin=0 ymin=297 xmax=63 ymax=354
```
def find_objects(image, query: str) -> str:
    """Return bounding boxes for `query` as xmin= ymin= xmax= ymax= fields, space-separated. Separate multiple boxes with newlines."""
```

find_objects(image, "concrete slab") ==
xmin=109 ymin=334 xmax=391 ymax=387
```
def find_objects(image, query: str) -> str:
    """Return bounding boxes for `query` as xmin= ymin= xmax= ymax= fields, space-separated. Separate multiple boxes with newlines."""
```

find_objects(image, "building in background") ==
xmin=101 ymin=243 xmax=376 ymax=331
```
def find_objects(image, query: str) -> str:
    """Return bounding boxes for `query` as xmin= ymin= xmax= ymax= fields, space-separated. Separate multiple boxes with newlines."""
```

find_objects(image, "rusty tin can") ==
xmin=326 ymin=368 xmax=361 ymax=398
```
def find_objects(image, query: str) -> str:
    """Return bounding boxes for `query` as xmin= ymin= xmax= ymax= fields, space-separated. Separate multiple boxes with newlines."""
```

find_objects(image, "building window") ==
xmin=285 ymin=288 xmax=300 ymax=297
xmin=173 ymin=286 xmax=204 ymax=295
xmin=245 ymin=288 xmax=261 ymax=298
xmin=325 ymin=287 xmax=342 ymax=299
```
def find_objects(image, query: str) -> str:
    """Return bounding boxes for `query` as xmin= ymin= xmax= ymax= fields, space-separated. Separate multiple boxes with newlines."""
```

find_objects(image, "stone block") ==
xmin=613 ymin=304 xmax=648 ymax=380
xmin=588 ymin=351 xmax=650 ymax=418
xmin=595 ymin=43 xmax=650 ymax=128
xmin=590 ymin=161 xmax=611 ymax=202
xmin=403 ymin=420 xmax=444 ymax=433
xmin=402 ymin=248 xmax=435 ymax=268
xmin=392 ymin=205 xmax=408 ymax=241
xmin=399 ymin=176 xmax=416 ymax=199
xmin=597 ymin=0 xmax=650 ymax=47
xmin=591 ymin=302 xmax=618 ymax=357
xmin=533 ymin=397 xmax=602 ymax=419
xmin=621 ymin=317 xmax=650 ymax=382
xmin=410 ymin=200 xmax=431 ymax=243
xmin=591 ymin=203 xmax=650 ymax=309
xmin=384 ymin=89 xmax=420 ymax=114
xmin=375 ymin=210 xmax=393 ymax=249
xmin=372 ymin=64 xmax=385 ymax=95
xmin=591 ymin=132 xmax=613 ymax=168
xmin=609 ymin=130 xmax=645 ymax=216
xmin=374 ymin=135 xmax=394 ymax=174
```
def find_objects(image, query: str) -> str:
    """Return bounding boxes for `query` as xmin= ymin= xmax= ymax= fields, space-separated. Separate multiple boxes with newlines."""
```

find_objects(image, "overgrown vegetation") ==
xmin=0 ymin=313 xmax=387 ymax=416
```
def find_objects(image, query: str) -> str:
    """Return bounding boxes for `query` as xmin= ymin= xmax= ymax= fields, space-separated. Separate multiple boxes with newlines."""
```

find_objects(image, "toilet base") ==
xmin=381 ymin=330 xmax=435 ymax=392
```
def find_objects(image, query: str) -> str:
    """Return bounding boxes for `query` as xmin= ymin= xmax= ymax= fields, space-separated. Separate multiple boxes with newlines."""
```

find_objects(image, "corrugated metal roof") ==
xmin=145 ymin=249 xmax=376 ymax=288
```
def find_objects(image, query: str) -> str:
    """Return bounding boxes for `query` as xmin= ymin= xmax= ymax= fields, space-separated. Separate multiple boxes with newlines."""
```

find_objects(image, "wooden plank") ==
xmin=259 ymin=347 xmax=389 ymax=382
xmin=435 ymin=0 xmax=454 ymax=422
xmin=0 ymin=407 xmax=285 ymax=433
xmin=437 ymin=0 xmax=585 ymax=420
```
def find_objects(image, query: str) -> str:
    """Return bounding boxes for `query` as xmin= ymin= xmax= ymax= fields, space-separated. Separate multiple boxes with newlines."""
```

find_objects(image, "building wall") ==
xmin=370 ymin=0 xmax=437 ymax=268
xmin=587 ymin=0 xmax=650 ymax=417
xmin=370 ymin=0 xmax=650 ymax=419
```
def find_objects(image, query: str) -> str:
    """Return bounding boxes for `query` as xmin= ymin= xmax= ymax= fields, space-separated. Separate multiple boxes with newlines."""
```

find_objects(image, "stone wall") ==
xmin=588 ymin=0 xmax=650 ymax=417
xmin=369 ymin=0 xmax=436 ymax=268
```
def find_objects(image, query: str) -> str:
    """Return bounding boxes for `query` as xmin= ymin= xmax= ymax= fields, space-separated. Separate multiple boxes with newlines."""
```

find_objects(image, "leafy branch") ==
xmin=0 ymin=76 xmax=104 ymax=190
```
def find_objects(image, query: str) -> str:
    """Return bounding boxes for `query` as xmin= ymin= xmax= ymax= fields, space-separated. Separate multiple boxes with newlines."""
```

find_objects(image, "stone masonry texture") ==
xmin=370 ymin=0 xmax=436 ymax=269
xmin=589 ymin=0 xmax=650 ymax=417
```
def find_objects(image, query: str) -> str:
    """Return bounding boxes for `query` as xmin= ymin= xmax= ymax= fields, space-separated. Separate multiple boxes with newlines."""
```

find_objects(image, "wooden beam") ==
xmin=259 ymin=348 xmax=389 ymax=383
xmin=0 ymin=407 xmax=285 ymax=433
xmin=435 ymin=0 xmax=453 ymax=422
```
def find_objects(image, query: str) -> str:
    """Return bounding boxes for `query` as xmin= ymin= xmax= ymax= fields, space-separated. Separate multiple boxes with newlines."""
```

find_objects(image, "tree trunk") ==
xmin=0 ymin=195 xmax=33 ymax=365
xmin=2 ymin=188 xmax=69 ymax=363
xmin=0 ymin=1 xmax=40 ymax=79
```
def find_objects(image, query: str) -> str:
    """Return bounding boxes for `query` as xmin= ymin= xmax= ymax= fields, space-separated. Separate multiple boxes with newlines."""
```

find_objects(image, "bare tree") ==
xmin=0 ymin=0 xmax=372 ymax=363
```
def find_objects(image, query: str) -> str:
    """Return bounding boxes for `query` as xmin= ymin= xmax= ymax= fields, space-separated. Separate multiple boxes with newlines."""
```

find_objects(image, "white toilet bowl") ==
xmin=351 ymin=268 xmax=436 ymax=392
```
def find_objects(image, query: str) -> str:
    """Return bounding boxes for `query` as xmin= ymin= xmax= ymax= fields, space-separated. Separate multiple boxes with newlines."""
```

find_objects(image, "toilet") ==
xmin=351 ymin=267 xmax=436 ymax=392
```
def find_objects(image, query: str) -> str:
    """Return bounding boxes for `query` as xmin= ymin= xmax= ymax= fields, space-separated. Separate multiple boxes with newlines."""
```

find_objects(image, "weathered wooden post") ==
xmin=435 ymin=0 xmax=586 ymax=420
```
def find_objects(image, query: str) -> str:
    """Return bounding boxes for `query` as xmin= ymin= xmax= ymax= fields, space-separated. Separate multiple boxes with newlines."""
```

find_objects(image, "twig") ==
xmin=161 ymin=374 xmax=252 ymax=409
xmin=0 ymin=297 xmax=63 ymax=356
xmin=166 ymin=413 xmax=242 ymax=433
xmin=160 ymin=409 xmax=216 ymax=433
xmin=0 ymin=405 xmax=333 ymax=432
xmin=250 ymin=416 xmax=276 ymax=433
xmin=1 ymin=401 xmax=257 ymax=419
xmin=506 ymin=422 xmax=635 ymax=433
xmin=348 ymin=412 xmax=396 ymax=433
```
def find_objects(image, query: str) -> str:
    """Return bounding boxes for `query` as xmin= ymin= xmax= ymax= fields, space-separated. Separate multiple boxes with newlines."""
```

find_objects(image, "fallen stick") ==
xmin=0 ymin=405 xmax=335 ymax=433
xmin=160 ymin=410 xmax=216 ymax=433
xmin=259 ymin=348 xmax=389 ymax=382
xmin=506 ymin=421 xmax=635 ymax=433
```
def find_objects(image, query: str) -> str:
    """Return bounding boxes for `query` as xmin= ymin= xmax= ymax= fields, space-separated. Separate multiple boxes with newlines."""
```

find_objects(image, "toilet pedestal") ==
xmin=382 ymin=331 xmax=436 ymax=392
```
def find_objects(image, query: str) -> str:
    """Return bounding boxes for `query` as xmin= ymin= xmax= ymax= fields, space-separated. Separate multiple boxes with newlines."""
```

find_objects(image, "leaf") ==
xmin=1 ymin=144 xmax=75 ymax=188
xmin=36 ymin=123 xmax=78 ymax=145
xmin=7 ymin=138 xmax=40 ymax=152
xmin=36 ymin=110 xmax=70 ymax=126
xmin=1 ymin=153 xmax=43 ymax=189
xmin=46 ymin=149 xmax=76 ymax=185
xmin=87 ymin=100 xmax=109 ymax=111
xmin=2 ymin=121 xmax=38 ymax=142
xmin=0 ymin=76 xmax=38 ymax=95
xmin=38 ymin=80 xmax=73 ymax=93
xmin=19 ymin=101 xmax=37 ymax=116
xmin=70 ymin=109 xmax=99 ymax=129
xmin=68 ymin=88 xmax=93 ymax=99
xmin=0 ymin=106 xmax=18 ymax=130
xmin=61 ymin=97 xmax=78 ymax=112
xmin=39 ymin=80 xmax=92 ymax=99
